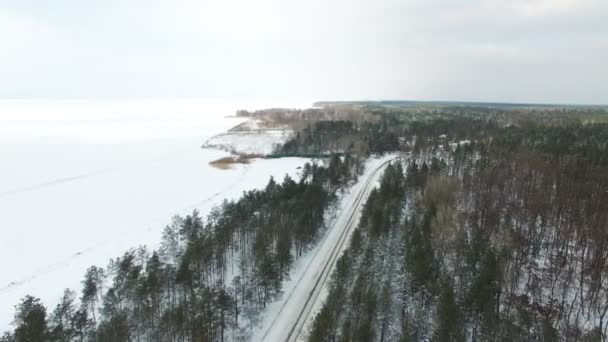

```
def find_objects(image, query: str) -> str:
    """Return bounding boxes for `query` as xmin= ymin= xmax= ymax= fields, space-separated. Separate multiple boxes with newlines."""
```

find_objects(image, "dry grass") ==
xmin=209 ymin=153 xmax=262 ymax=169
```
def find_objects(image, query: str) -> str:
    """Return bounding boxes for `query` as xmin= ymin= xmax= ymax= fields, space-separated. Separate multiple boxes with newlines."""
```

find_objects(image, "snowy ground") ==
xmin=202 ymin=115 xmax=293 ymax=156
xmin=203 ymin=129 xmax=291 ymax=155
xmin=0 ymin=99 xmax=312 ymax=330
xmin=251 ymin=154 xmax=399 ymax=342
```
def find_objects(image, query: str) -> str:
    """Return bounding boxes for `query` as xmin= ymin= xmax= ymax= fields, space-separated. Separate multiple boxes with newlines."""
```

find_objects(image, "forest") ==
xmin=307 ymin=104 xmax=608 ymax=341
xmin=277 ymin=120 xmax=401 ymax=157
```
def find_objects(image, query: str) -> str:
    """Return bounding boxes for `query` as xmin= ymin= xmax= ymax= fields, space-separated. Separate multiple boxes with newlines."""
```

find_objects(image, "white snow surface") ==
xmin=251 ymin=154 xmax=398 ymax=342
xmin=0 ymin=98 xmax=312 ymax=330
xmin=203 ymin=129 xmax=292 ymax=155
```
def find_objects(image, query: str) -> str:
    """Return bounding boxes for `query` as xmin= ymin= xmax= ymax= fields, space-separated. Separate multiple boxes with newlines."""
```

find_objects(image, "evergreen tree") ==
xmin=467 ymin=248 xmax=501 ymax=340
xmin=406 ymin=213 xmax=436 ymax=293
xmin=49 ymin=289 xmax=77 ymax=342
xmin=13 ymin=296 xmax=48 ymax=342
xmin=81 ymin=266 xmax=104 ymax=324
xmin=434 ymin=278 xmax=464 ymax=342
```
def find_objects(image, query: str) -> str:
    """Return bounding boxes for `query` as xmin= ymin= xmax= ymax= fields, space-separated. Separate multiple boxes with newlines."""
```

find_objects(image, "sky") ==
xmin=0 ymin=0 xmax=606 ymax=104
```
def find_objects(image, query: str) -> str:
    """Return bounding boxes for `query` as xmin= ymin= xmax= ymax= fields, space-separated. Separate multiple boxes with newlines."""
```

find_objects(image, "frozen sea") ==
xmin=0 ymin=99 xmax=311 ymax=330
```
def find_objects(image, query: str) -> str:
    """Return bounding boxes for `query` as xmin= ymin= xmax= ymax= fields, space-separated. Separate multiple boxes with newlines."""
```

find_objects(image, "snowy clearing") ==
xmin=203 ymin=129 xmax=292 ymax=155
xmin=202 ymin=115 xmax=294 ymax=156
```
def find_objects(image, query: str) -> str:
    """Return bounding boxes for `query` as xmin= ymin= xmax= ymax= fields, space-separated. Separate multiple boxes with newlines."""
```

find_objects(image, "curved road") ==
xmin=258 ymin=155 xmax=398 ymax=341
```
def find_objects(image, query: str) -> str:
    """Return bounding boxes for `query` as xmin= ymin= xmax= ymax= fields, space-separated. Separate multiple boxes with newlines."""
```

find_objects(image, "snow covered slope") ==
xmin=203 ymin=129 xmax=291 ymax=155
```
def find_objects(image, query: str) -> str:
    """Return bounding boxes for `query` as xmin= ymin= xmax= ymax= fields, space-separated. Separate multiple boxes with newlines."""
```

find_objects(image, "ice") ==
xmin=0 ymin=99 xmax=312 ymax=330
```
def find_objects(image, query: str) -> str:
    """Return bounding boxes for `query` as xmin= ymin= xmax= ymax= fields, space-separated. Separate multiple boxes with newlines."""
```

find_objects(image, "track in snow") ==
xmin=258 ymin=156 xmax=398 ymax=342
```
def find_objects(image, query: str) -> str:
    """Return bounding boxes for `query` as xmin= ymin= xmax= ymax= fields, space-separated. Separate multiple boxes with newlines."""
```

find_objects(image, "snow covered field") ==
xmin=203 ymin=116 xmax=293 ymax=156
xmin=203 ymin=129 xmax=291 ymax=155
xmin=0 ymin=99 xmax=311 ymax=330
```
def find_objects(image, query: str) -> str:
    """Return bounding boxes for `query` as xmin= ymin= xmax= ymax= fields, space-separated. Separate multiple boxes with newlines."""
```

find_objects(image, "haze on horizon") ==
xmin=0 ymin=0 xmax=606 ymax=105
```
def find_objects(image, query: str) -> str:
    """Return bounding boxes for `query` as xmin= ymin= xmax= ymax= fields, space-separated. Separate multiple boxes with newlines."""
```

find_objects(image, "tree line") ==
xmin=278 ymin=120 xmax=401 ymax=157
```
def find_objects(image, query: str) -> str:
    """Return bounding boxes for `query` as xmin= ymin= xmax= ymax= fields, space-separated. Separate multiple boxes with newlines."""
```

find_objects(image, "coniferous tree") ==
xmin=13 ymin=296 xmax=48 ymax=342
xmin=49 ymin=289 xmax=77 ymax=342
xmin=434 ymin=279 xmax=464 ymax=342
xmin=81 ymin=266 xmax=104 ymax=324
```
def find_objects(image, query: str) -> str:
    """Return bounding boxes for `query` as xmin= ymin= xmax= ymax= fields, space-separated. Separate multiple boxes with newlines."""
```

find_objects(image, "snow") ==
xmin=250 ymin=154 xmax=399 ymax=342
xmin=203 ymin=115 xmax=294 ymax=156
xmin=203 ymin=129 xmax=292 ymax=155
xmin=0 ymin=98 xmax=313 ymax=330
xmin=448 ymin=139 xmax=471 ymax=149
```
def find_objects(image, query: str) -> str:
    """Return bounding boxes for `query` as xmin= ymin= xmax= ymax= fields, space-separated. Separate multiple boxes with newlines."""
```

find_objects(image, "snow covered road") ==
xmin=253 ymin=155 xmax=399 ymax=342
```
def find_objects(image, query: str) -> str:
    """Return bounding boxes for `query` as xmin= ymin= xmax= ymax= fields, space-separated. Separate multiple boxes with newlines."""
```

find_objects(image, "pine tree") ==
xmin=81 ymin=266 xmax=104 ymax=324
xmin=70 ymin=308 xmax=92 ymax=342
xmin=49 ymin=289 xmax=76 ymax=342
xmin=13 ymin=296 xmax=48 ymax=342
xmin=434 ymin=278 xmax=464 ymax=342
xmin=406 ymin=214 xmax=436 ymax=293
xmin=356 ymin=287 xmax=377 ymax=342
xmin=467 ymin=248 xmax=501 ymax=340
xmin=216 ymin=287 xmax=234 ymax=342
xmin=309 ymin=305 xmax=333 ymax=342
xmin=95 ymin=313 xmax=130 ymax=342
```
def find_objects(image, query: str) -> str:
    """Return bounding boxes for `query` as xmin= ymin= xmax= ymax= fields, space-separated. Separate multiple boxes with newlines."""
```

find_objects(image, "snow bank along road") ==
xmin=257 ymin=155 xmax=399 ymax=341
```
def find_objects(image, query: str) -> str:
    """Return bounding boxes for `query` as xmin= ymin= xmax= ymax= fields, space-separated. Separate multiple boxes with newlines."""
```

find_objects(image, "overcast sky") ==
xmin=0 ymin=0 xmax=606 ymax=104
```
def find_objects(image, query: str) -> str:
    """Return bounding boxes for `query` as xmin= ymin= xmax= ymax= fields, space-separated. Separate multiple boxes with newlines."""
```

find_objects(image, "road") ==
xmin=257 ymin=155 xmax=398 ymax=341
